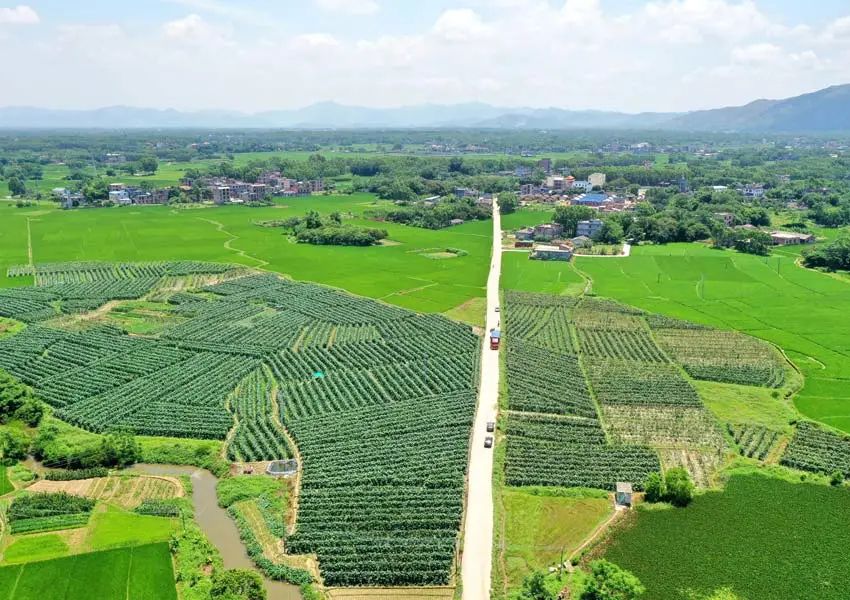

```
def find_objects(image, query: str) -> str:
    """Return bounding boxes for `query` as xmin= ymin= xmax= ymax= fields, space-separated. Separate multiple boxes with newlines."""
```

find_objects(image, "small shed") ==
xmin=615 ymin=482 xmax=633 ymax=508
xmin=266 ymin=459 xmax=298 ymax=477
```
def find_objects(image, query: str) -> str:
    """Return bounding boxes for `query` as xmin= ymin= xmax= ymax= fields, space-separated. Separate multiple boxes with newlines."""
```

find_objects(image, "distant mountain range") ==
xmin=2 ymin=84 xmax=850 ymax=132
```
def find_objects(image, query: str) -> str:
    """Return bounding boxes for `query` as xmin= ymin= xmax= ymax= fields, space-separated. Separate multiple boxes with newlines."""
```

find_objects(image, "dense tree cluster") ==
xmin=643 ymin=467 xmax=695 ymax=507
xmin=803 ymin=235 xmax=850 ymax=271
xmin=259 ymin=211 xmax=388 ymax=246
xmin=0 ymin=370 xmax=44 ymax=426
xmin=366 ymin=197 xmax=491 ymax=229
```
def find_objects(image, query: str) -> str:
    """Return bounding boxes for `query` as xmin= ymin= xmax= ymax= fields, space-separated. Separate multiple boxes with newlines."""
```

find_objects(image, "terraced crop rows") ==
xmin=0 ymin=265 xmax=480 ymax=586
xmin=503 ymin=291 xmax=731 ymax=490
xmin=653 ymin=326 xmax=785 ymax=388
xmin=781 ymin=422 xmax=850 ymax=478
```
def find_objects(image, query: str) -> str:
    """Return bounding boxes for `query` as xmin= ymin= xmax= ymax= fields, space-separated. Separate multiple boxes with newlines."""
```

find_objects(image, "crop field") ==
xmin=0 ymin=542 xmax=177 ymax=600
xmin=502 ymin=291 xmax=738 ymax=488
xmin=226 ymin=367 xmax=291 ymax=462
xmin=0 ymin=195 xmax=490 ymax=314
xmin=0 ymin=261 xmax=235 ymax=322
xmin=653 ymin=326 xmax=785 ymax=388
xmin=502 ymin=292 xmax=661 ymax=490
xmin=0 ymin=264 xmax=480 ymax=586
xmin=602 ymin=474 xmax=850 ymax=600
xmin=780 ymin=421 xmax=850 ymax=478
xmin=0 ymin=467 xmax=11 ymax=495
xmin=28 ymin=475 xmax=182 ymax=509
xmin=577 ymin=244 xmax=850 ymax=433
xmin=728 ymin=424 xmax=780 ymax=461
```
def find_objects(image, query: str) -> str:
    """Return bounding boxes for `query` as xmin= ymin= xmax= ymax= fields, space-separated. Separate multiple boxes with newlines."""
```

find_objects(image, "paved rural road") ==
xmin=462 ymin=199 xmax=501 ymax=600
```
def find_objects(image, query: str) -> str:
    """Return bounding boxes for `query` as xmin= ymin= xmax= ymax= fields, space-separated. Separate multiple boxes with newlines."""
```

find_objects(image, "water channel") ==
xmin=130 ymin=464 xmax=301 ymax=600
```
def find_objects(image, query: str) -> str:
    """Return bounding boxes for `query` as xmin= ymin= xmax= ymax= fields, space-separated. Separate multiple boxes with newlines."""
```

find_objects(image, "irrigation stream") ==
xmin=130 ymin=464 xmax=301 ymax=600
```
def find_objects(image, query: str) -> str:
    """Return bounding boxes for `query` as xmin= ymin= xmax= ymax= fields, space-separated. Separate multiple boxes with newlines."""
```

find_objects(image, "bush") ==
xmin=211 ymin=569 xmax=266 ymax=600
xmin=45 ymin=467 xmax=109 ymax=480
xmin=581 ymin=560 xmax=646 ymax=600
xmin=643 ymin=472 xmax=665 ymax=503
xmin=664 ymin=468 xmax=695 ymax=507
xmin=830 ymin=471 xmax=844 ymax=486
xmin=520 ymin=570 xmax=555 ymax=600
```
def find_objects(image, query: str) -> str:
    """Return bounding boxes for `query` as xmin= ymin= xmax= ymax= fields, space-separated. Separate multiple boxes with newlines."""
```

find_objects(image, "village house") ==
xmin=770 ymin=231 xmax=815 ymax=245
xmin=742 ymin=183 xmax=766 ymax=199
xmin=532 ymin=223 xmax=564 ymax=240
xmin=576 ymin=219 xmax=604 ymax=238
xmin=537 ymin=158 xmax=552 ymax=174
xmin=531 ymin=243 xmax=572 ymax=261
xmin=515 ymin=227 xmax=535 ymax=241
xmin=714 ymin=212 xmax=735 ymax=227
xmin=588 ymin=172 xmax=607 ymax=188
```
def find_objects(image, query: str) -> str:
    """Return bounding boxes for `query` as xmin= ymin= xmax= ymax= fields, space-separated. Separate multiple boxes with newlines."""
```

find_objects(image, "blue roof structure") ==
xmin=574 ymin=193 xmax=608 ymax=205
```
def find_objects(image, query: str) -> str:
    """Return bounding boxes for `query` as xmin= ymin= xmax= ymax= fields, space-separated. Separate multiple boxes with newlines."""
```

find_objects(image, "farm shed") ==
xmin=615 ymin=482 xmax=633 ymax=508
xmin=531 ymin=244 xmax=572 ymax=261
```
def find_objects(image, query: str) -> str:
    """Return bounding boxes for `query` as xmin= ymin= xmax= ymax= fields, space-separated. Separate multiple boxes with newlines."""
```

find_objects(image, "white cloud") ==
xmin=162 ymin=14 xmax=225 ymax=43
xmin=824 ymin=15 xmax=850 ymax=41
xmin=165 ymin=0 xmax=273 ymax=26
xmin=0 ymin=5 xmax=38 ymax=25
xmin=560 ymin=0 xmax=602 ymax=26
xmin=1 ymin=0 xmax=849 ymax=113
xmin=293 ymin=33 xmax=341 ymax=49
xmin=432 ymin=9 xmax=490 ymax=42
xmin=314 ymin=0 xmax=379 ymax=16
xmin=732 ymin=42 xmax=782 ymax=64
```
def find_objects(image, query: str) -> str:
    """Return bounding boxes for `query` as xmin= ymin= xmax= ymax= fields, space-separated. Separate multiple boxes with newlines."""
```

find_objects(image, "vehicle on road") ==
xmin=489 ymin=328 xmax=501 ymax=350
xmin=486 ymin=422 xmax=495 ymax=432
xmin=484 ymin=436 xmax=493 ymax=449
xmin=495 ymin=306 xmax=500 ymax=312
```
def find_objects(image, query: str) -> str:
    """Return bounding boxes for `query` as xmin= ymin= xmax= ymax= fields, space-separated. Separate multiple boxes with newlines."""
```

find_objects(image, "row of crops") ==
xmin=728 ymin=424 xmax=780 ymax=461
xmin=227 ymin=368 xmax=292 ymax=462
xmin=6 ymin=492 xmax=95 ymax=535
xmin=503 ymin=292 xmax=731 ymax=489
xmin=652 ymin=324 xmax=785 ymax=388
xmin=0 ymin=261 xmax=238 ymax=322
xmin=503 ymin=292 xmax=663 ymax=489
xmin=781 ymin=422 xmax=850 ymax=477
xmin=285 ymin=391 xmax=476 ymax=585
xmin=0 ymin=266 xmax=481 ymax=586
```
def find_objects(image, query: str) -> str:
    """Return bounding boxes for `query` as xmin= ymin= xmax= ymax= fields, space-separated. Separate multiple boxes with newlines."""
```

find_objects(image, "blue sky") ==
xmin=1 ymin=1 xmax=849 ymax=112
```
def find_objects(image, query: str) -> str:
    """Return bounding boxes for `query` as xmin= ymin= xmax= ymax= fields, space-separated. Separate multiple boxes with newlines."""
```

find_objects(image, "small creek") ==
xmin=130 ymin=464 xmax=301 ymax=600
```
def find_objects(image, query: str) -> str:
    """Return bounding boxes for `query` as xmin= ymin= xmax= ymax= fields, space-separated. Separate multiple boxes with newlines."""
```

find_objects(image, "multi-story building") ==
xmin=576 ymin=219 xmax=604 ymax=238
xmin=533 ymin=223 xmax=564 ymax=240
xmin=588 ymin=173 xmax=607 ymax=188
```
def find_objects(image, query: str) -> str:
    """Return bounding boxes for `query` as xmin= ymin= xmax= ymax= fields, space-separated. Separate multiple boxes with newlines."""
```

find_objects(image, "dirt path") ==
xmin=461 ymin=199 xmax=501 ymax=600
xmin=25 ymin=217 xmax=34 ymax=267
xmin=197 ymin=217 xmax=269 ymax=268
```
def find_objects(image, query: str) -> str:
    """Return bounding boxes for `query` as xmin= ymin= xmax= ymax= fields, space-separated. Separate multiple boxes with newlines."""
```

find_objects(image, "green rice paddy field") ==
xmin=602 ymin=474 xmax=850 ymax=600
xmin=0 ymin=194 xmax=490 ymax=313
xmin=577 ymin=244 xmax=850 ymax=433
xmin=0 ymin=543 xmax=176 ymax=600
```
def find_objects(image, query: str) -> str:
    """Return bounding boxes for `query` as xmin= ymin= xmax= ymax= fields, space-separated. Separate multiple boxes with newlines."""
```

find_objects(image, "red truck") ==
xmin=489 ymin=328 xmax=501 ymax=350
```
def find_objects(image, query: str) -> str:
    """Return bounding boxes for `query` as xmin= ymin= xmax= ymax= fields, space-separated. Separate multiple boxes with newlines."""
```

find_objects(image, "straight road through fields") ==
xmin=462 ymin=199 xmax=501 ymax=600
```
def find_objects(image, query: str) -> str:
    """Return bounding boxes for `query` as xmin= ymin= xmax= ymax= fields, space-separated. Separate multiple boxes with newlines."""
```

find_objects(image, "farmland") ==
xmin=0 ymin=194 xmax=491 ymax=314
xmin=601 ymin=474 xmax=850 ymax=600
xmin=0 ymin=543 xmax=177 ymax=600
xmin=577 ymin=244 xmax=850 ymax=433
xmin=0 ymin=263 xmax=480 ymax=587
xmin=501 ymin=291 xmax=743 ymax=489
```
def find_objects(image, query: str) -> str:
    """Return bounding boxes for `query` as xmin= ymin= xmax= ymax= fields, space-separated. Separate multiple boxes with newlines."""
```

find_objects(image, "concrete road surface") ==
xmin=461 ymin=199 xmax=501 ymax=600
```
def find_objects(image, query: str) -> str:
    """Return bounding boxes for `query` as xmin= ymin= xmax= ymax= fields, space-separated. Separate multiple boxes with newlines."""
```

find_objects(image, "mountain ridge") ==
xmin=1 ymin=84 xmax=849 ymax=131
